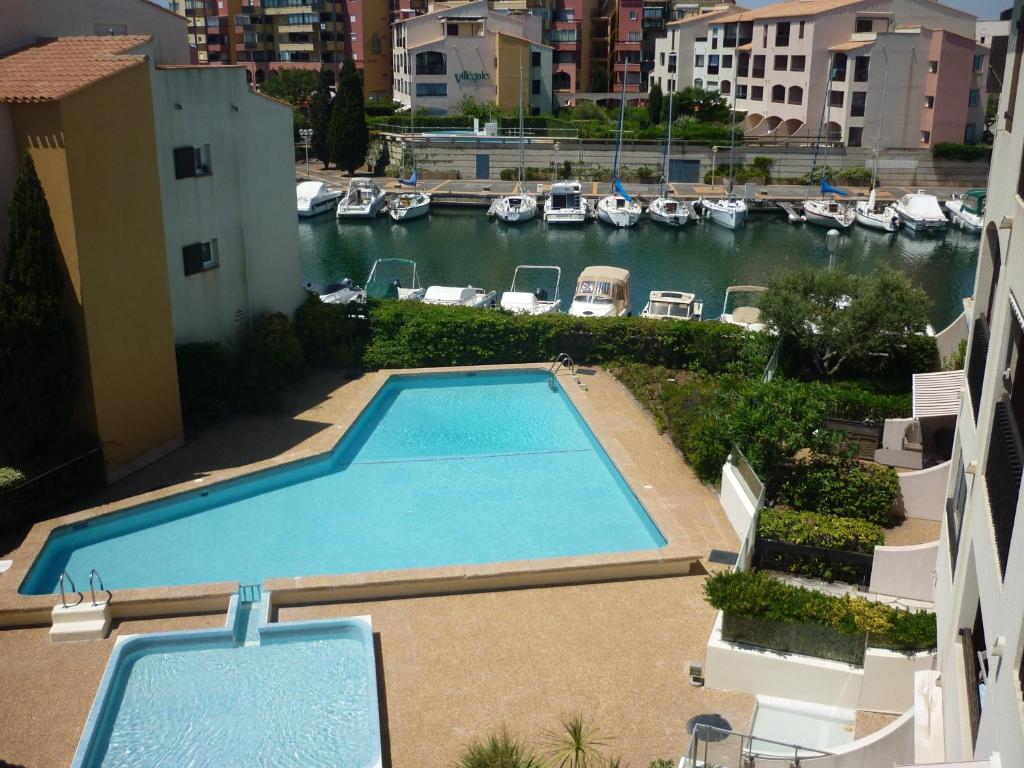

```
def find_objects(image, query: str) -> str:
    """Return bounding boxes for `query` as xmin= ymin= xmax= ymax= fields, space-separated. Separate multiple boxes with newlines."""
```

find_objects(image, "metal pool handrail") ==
xmin=549 ymin=353 xmax=576 ymax=378
xmin=58 ymin=571 xmax=83 ymax=609
xmin=88 ymin=569 xmax=112 ymax=607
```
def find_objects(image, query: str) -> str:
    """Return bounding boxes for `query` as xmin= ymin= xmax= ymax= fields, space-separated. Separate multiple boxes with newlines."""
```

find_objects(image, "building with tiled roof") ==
xmin=652 ymin=5 xmax=748 ymax=94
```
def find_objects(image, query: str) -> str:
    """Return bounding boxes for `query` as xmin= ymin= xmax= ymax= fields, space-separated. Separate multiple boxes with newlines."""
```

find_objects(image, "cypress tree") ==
xmin=328 ymin=58 xmax=370 ymax=175
xmin=0 ymin=154 xmax=78 ymax=465
xmin=648 ymin=81 xmax=664 ymax=125
xmin=308 ymin=67 xmax=334 ymax=169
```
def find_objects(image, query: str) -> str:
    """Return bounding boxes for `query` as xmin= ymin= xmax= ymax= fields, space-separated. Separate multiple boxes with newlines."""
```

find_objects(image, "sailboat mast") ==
xmin=727 ymin=67 xmax=738 ymax=192
xmin=807 ymin=52 xmax=834 ymax=200
xmin=519 ymin=61 xmax=525 ymax=189
xmin=870 ymin=67 xmax=888 ymax=190
xmin=614 ymin=60 xmax=627 ymax=179
xmin=661 ymin=85 xmax=673 ymax=197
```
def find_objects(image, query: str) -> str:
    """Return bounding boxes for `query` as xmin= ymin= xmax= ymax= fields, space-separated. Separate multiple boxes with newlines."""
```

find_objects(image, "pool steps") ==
xmin=50 ymin=601 xmax=111 ymax=642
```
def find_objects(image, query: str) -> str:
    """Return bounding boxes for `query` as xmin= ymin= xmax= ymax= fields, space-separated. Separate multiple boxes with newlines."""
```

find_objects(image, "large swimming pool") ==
xmin=23 ymin=370 xmax=665 ymax=594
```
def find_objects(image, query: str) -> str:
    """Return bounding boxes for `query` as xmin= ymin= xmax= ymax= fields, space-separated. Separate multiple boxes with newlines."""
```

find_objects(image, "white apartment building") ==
xmin=392 ymin=0 xmax=553 ymax=115
xmin=651 ymin=5 xmax=745 ymax=95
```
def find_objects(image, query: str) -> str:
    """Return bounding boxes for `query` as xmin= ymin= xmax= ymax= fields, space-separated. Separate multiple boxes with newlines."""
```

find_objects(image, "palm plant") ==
xmin=544 ymin=712 xmax=611 ymax=768
xmin=456 ymin=727 xmax=545 ymax=768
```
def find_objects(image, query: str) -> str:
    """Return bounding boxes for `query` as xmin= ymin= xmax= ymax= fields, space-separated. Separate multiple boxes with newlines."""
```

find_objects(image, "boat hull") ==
xmin=388 ymin=197 xmax=431 ymax=222
xmin=495 ymin=197 xmax=538 ymax=223
xmin=298 ymin=193 xmax=342 ymax=217
xmin=945 ymin=201 xmax=982 ymax=233
xmin=337 ymin=194 xmax=387 ymax=219
xmin=703 ymin=202 xmax=746 ymax=230
xmin=895 ymin=211 xmax=947 ymax=232
xmin=647 ymin=199 xmax=691 ymax=227
xmin=803 ymin=202 xmax=854 ymax=229
xmin=854 ymin=206 xmax=898 ymax=232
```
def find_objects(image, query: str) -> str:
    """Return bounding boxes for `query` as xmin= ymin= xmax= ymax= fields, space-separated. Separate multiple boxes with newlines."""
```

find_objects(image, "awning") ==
xmin=912 ymin=370 xmax=964 ymax=419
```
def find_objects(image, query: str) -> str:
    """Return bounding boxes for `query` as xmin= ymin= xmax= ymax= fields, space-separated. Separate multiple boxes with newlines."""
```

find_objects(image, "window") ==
xmin=628 ymin=31 xmax=642 ymax=42
xmin=928 ymin=59 xmax=938 ymax=73
xmin=921 ymin=130 xmax=931 ymax=143
xmin=774 ymin=54 xmax=787 ymax=71
xmin=350 ymin=14 xmax=355 ymax=21
xmin=752 ymin=55 xmax=765 ymax=78
xmin=965 ymin=123 xmax=977 ymax=143
xmin=799 ymin=20 xmax=804 ymax=38
xmin=350 ymin=33 xmax=356 ymax=41
xmin=947 ymin=457 xmax=968 ymax=571
xmin=724 ymin=22 xmax=737 ymax=47
xmin=721 ymin=80 xmax=731 ymax=95
xmin=416 ymin=82 xmax=447 ymax=96
xmin=668 ymin=78 xmax=675 ymax=91
xmin=446 ymin=22 xmax=459 ymax=36
xmin=415 ymin=50 xmax=446 ymax=75
xmin=182 ymin=239 xmax=218 ymax=276
xmin=851 ymin=91 xmax=866 ymax=116
xmin=925 ymin=95 xmax=935 ymax=108
xmin=668 ymin=52 xmax=677 ymax=72
xmin=708 ymin=54 xmax=720 ymax=75
xmin=848 ymin=126 xmax=863 ymax=146
xmin=723 ymin=55 xmax=732 ymax=68
xmin=532 ymin=79 xmax=540 ymax=95
xmin=974 ymin=53 xmax=984 ymax=72
xmin=831 ymin=52 xmax=847 ymax=81
xmin=532 ymin=51 xmax=541 ymax=68
xmin=776 ymin=21 xmax=790 ymax=46
xmin=855 ymin=18 xmax=873 ymax=33
xmin=854 ymin=55 xmax=869 ymax=82
xmin=694 ymin=78 xmax=704 ymax=89
xmin=555 ymin=9 xmax=574 ymax=21
xmin=737 ymin=52 xmax=749 ymax=77
xmin=695 ymin=54 xmax=704 ymax=67
xmin=788 ymin=85 xmax=802 ymax=104
xmin=829 ymin=89 xmax=843 ymax=107
xmin=762 ymin=23 xmax=767 ymax=46
xmin=659 ymin=52 xmax=664 ymax=66
xmin=969 ymin=88 xmax=980 ymax=107
xmin=711 ymin=34 xmax=718 ymax=50
xmin=791 ymin=55 xmax=805 ymax=72
xmin=173 ymin=145 xmax=212 ymax=179
xmin=771 ymin=84 xmax=784 ymax=102
xmin=751 ymin=85 xmax=763 ymax=100
xmin=629 ymin=10 xmax=637 ymax=20
xmin=737 ymin=84 xmax=747 ymax=99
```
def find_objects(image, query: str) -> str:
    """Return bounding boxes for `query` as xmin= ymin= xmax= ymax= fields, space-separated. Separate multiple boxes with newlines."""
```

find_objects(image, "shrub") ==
xmin=0 ymin=466 xmax=26 ymax=532
xmin=932 ymin=142 xmax=992 ymax=161
xmin=293 ymin=293 xmax=370 ymax=368
xmin=176 ymin=342 xmax=238 ymax=429
xmin=757 ymin=506 xmax=884 ymax=582
xmin=775 ymin=454 xmax=900 ymax=526
xmin=237 ymin=312 xmax=304 ymax=411
xmin=456 ymin=727 xmax=543 ymax=768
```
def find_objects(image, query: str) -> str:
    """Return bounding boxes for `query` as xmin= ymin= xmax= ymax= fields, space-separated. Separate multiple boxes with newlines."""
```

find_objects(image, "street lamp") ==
xmin=826 ymin=228 xmax=840 ymax=269
xmin=299 ymin=127 xmax=313 ymax=178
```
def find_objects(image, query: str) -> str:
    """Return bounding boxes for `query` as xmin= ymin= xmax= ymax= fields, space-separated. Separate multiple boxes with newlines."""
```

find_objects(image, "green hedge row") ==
xmin=705 ymin=570 xmax=937 ymax=655
xmin=757 ymin=506 xmax=884 ymax=582
xmin=776 ymin=454 xmax=900 ymax=526
xmin=932 ymin=142 xmax=993 ymax=161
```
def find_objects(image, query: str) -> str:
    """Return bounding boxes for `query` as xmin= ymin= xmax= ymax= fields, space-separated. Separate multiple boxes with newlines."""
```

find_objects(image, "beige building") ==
xmin=650 ymin=4 xmax=746 ymax=94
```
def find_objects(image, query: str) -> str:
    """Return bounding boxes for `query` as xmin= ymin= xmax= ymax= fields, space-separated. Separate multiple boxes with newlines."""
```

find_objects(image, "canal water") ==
xmin=299 ymin=209 xmax=979 ymax=328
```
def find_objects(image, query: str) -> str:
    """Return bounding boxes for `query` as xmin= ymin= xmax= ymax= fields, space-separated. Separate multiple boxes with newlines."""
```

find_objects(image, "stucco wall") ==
xmin=869 ymin=541 xmax=939 ymax=602
xmin=898 ymin=460 xmax=951 ymax=521
xmin=719 ymin=460 xmax=759 ymax=540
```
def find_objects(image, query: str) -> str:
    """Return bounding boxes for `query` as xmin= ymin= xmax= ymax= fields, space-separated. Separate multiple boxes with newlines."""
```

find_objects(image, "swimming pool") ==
xmin=23 ymin=370 xmax=665 ymax=594
xmin=72 ymin=599 xmax=381 ymax=767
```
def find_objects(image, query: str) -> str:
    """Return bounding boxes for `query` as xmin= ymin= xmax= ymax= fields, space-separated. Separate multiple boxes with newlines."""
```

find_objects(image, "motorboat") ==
xmin=500 ymin=265 xmax=562 ymax=315
xmin=719 ymin=285 xmax=768 ymax=332
xmin=568 ymin=266 xmax=631 ymax=318
xmin=699 ymin=196 xmax=748 ymax=230
xmin=596 ymin=191 xmax=641 ymax=228
xmin=336 ymin=179 xmax=387 ymax=219
xmin=423 ymin=285 xmax=497 ymax=308
xmin=296 ymin=181 xmax=342 ymax=217
xmin=803 ymin=198 xmax=855 ymax=229
xmin=894 ymin=190 xmax=948 ymax=232
xmin=543 ymin=181 xmax=590 ymax=224
xmin=854 ymin=189 xmax=899 ymax=232
xmin=493 ymin=193 xmax=538 ymax=223
xmin=387 ymin=190 xmax=431 ymax=222
xmin=945 ymin=189 xmax=985 ymax=234
xmin=647 ymin=197 xmax=693 ymax=227
xmin=304 ymin=278 xmax=363 ymax=305
xmin=640 ymin=290 xmax=703 ymax=321
xmin=365 ymin=258 xmax=426 ymax=301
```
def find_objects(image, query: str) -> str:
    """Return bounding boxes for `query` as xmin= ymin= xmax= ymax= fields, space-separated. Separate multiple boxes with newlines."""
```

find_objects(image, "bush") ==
xmin=757 ymin=506 xmax=884 ymax=582
xmin=0 ymin=467 xmax=26 ymax=532
xmin=456 ymin=728 xmax=543 ymax=768
xmin=775 ymin=454 xmax=900 ymax=526
xmin=176 ymin=342 xmax=238 ymax=429
xmin=293 ymin=293 xmax=371 ymax=368
xmin=236 ymin=312 xmax=304 ymax=411
xmin=932 ymin=142 xmax=992 ymax=161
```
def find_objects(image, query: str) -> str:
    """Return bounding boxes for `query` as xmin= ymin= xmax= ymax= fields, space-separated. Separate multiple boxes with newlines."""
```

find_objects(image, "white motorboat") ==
xmin=855 ymin=189 xmax=899 ymax=232
xmin=543 ymin=181 xmax=590 ymax=224
xmin=803 ymin=198 xmax=855 ymax=229
xmin=365 ymin=258 xmax=426 ymax=301
xmin=699 ymin=196 xmax=748 ymax=230
xmin=388 ymin=190 xmax=431 ymax=222
xmin=945 ymin=189 xmax=985 ymax=234
xmin=500 ymin=265 xmax=562 ymax=315
xmin=648 ymin=197 xmax=692 ymax=227
xmin=640 ymin=290 xmax=703 ymax=321
xmin=568 ymin=266 xmax=631 ymax=318
xmin=336 ymin=178 xmax=387 ymax=219
xmin=719 ymin=285 xmax=768 ymax=332
xmin=894 ymin=190 xmax=948 ymax=232
xmin=304 ymin=278 xmax=364 ymax=305
xmin=493 ymin=64 xmax=538 ymax=224
xmin=296 ymin=181 xmax=342 ymax=217
xmin=596 ymin=192 xmax=641 ymax=228
xmin=423 ymin=285 xmax=497 ymax=308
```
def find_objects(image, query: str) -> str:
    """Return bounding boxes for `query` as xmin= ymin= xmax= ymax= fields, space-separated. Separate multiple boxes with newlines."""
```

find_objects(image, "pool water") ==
xmin=24 ymin=370 xmax=664 ymax=594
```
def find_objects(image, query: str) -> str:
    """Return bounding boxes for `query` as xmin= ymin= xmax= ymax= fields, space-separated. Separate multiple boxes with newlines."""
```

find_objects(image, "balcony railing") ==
xmin=967 ymin=315 xmax=989 ymax=422
xmin=985 ymin=397 xmax=1022 ymax=578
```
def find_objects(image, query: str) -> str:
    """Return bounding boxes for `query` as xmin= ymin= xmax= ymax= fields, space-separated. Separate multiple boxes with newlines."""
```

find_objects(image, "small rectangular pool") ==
xmin=23 ymin=370 xmax=665 ymax=593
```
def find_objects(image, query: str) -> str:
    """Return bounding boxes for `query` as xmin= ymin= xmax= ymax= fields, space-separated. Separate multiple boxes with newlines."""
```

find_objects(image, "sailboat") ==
xmin=647 ymin=90 xmax=692 ymax=227
xmin=388 ymin=111 xmax=431 ymax=222
xmin=854 ymin=69 xmax=899 ymax=232
xmin=493 ymin=63 xmax=537 ymax=224
xmin=803 ymin=53 xmax=855 ymax=229
xmin=597 ymin=63 xmax=641 ymax=228
xmin=698 ymin=77 xmax=747 ymax=229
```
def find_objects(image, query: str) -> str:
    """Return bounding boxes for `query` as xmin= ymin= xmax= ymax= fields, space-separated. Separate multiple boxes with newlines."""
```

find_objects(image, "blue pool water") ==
xmin=24 ymin=370 xmax=665 ymax=594
xmin=74 ymin=615 xmax=380 ymax=767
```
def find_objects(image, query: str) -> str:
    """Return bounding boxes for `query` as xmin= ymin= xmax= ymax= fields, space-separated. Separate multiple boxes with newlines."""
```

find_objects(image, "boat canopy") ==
xmin=296 ymin=181 xmax=326 ymax=205
xmin=963 ymin=189 xmax=986 ymax=215
xmin=899 ymin=192 xmax=945 ymax=220
xmin=574 ymin=266 xmax=629 ymax=304
xmin=647 ymin=290 xmax=698 ymax=319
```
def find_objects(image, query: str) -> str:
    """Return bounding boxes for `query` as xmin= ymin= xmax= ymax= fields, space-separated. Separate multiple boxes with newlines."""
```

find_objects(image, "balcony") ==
xmin=967 ymin=315 xmax=989 ymax=421
xmin=985 ymin=397 xmax=1022 ymax=578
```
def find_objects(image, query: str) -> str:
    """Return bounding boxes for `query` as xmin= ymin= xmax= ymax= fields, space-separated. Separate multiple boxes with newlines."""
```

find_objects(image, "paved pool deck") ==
xmin=0 ymin=366 xmax=750 ymax=766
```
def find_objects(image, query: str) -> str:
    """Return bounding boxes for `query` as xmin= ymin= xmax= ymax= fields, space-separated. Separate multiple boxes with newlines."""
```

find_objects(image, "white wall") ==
xmin=898 ymin=460 xmax=951 ymax=521
xmin=869 ymin=541 xmax=939 ymax=603
xmin=719 ymin=460 xmax=759 ymax=540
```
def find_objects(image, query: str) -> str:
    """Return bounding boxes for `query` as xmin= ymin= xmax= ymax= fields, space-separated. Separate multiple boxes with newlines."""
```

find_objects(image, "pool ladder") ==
xmin=549 ymin=353 xmax=587 ymax=391
xmin=57 ymin=569 xmax=112 ymax=609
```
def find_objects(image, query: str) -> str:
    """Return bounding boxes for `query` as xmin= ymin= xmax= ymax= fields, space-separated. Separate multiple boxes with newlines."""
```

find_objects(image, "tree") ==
xmin=759 ymin=268 xmax=932 ymax=379
xmin=260 ymin=68 xmax=319 ymax=108
xmin=670 ymin=87 xmax=730 ymax=123
xmin=308 ymin=68 xmax=334 ymax=169
xmin=589 ymin=62 xmax=608 ymax=93
xmin=328 ymin=58 xmax=369 ymax=175
xmin=457 ymin=95 xmax=500 ymax=120
xmin=0 ymin=154 xmax=78 ymax=464
xmin=647 ymin=81 xmax=664 ymax=125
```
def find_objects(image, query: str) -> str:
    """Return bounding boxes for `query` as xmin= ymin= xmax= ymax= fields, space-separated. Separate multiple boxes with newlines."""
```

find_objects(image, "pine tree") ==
xmin=648 ymin=81 xmax=664 ymax=126
xmin=308 ymin=67 xmax=334 ymax=169
xmin=0 ymin=154 xmax=78 ymax=465
xmin=328 ymin=58 xmax=369 ymax=175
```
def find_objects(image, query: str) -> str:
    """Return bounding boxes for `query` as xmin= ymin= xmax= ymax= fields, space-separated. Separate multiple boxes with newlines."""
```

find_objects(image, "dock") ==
xmin=777 ymin=201 xmax=807 ymax=223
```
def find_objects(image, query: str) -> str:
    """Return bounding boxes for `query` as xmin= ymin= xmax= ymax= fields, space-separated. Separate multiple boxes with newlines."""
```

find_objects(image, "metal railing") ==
xmin=984 ymin=397 xmax=1022 ymax=578
xmin=88 ymin=569 xmax=112 ymax=607
xmin=967 ymin=314 xmax=989 ymax=422
xmin=58 ymin=571 xmax=83 ymax=609
xmin=683 ymin=724 xmax=832 ymax=767
xmin=549 ymin=353 xmax=576 ymax=379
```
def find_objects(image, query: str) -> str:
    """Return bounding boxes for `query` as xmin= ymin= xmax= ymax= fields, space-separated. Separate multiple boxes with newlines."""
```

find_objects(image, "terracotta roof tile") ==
xmin=666 ymin=6 xmax=749 ymax=27
xmin=712 ymin=0 xmax=869 ymax=24
xmin=0 ymin=36 xmax=151 ymax=103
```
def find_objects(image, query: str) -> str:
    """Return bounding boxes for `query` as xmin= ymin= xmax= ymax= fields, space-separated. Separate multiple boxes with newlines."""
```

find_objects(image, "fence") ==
xmin=721 ymin=613 xmax=868 ymax=666
xmin=754 ymin=537 xmax=874 ymax=587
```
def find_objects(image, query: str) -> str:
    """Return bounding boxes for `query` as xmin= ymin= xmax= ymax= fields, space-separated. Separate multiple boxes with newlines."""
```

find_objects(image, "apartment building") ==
xmin=171 ymin=0 xmax=392 ymax=101
xmin=934 ymin=3 xmax=1024 ymax=762
xmin=977 ymin=15 xmax=1012 ymax=98
xmin=392 ymin=0 xmax=553 ymax=114
xmin=650 ymin=4 xmax=744 ymax=94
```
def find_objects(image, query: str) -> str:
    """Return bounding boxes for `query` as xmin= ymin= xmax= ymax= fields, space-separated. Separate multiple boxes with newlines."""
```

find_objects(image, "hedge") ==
xmin=757 ymin=506 xmax=884 ymax=582
xmin=775 ymin=454 xmax=900 ymax=526
xmin=932 ymin=142 xmax=993 ymax=162
xmin=705 ymin=570 xmax=937 ymax=657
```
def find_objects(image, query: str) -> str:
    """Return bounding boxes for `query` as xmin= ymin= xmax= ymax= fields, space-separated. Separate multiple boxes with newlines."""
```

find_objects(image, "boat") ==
xmin=853 ymin=69 xmax=898 ymax=233
xmin=945 ymin=189 xmax=985 ymax=234
xmin=804 ymin=197 xmax=855 ymax=229
xmin=568 ymin=266 xmax=631 ymax=318
xmin=648 ymin=85 xmax=692 ymax=227
xmin=543 ymin=180 xmax=590 ymax=224
xmin=388 ymin=113 xmax=431 ymax=223
xmin=894 ymin=190 xmax=948 ymax=232
xmin=719 ymin=285 xmax=768 ymax=332
xmin=303 ymin=278 xmax=363 ymax=305
xmin=500 ymin=265 xmax=562 ymax=314
xmin=493 ymin=64 xmax=538 ymax=224
xmin=296 ymin=181 xmax=342 ymax=217
xmin=597 ymin=63 xmax=641 ymax=228
xmin=365 ymin=258 xmax=426 ymax=301
xmin=801 ymin=52 xmax=854 ymax=230
xmin=698 ymin=70 xmax=747 ymax=230
xmin=423 ymin=285 xmax=497 ymax=308
xmin=336 ymin=178 xmax=387 ymax=219
xmin=640 ymin=290 xmax=703 ymax=321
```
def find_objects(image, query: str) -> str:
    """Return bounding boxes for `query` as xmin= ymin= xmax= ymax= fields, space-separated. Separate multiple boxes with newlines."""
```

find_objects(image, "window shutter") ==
xmin=182 ymin=243 xmax=205 ymax=276
xmin=174 ymin=146 xmax=196 ymax=179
